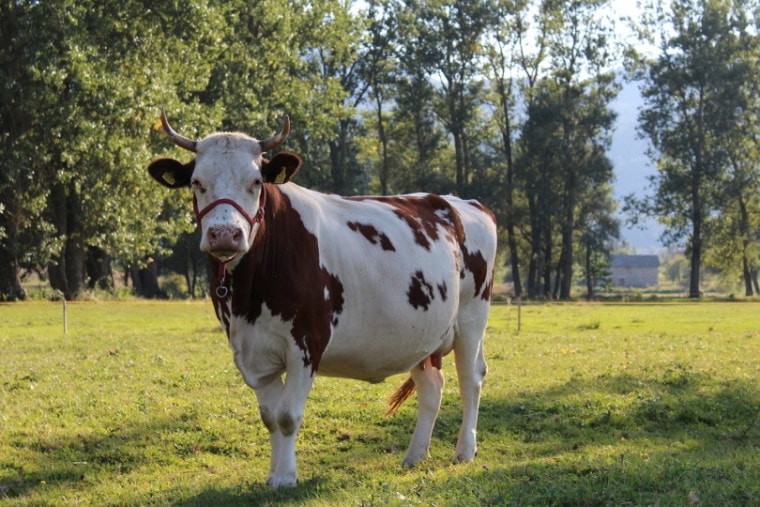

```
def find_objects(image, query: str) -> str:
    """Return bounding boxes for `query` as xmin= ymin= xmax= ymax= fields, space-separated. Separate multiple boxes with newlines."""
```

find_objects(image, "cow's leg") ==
xmin=255 ymin=361 xmax=315 ymax=489
xmin=253 ymin=377 xmax=285 ymax=480
xmin=401 ymin=356 xmax=445 ymax=466
xmin=452 ymin=304 xmax=488 ymax=463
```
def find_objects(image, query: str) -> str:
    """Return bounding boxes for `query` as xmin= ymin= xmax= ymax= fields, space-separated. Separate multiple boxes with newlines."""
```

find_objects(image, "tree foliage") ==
xmin=626 ymin=0 xmax=759 ymax=297
xmin=3 ymin=0 xmax=755 ymax=300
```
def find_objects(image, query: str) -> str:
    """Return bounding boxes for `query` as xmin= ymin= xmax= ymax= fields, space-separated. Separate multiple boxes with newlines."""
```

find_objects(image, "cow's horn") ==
xmin=259 ymin=115 xmax=291 ymax=152
xmin=160 ymin=108 xmax=198 ymax=153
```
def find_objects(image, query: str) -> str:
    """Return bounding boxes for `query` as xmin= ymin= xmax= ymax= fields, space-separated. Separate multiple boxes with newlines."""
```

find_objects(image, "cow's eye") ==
xmin=249 ymin=179 xmax=263 ymax=193
xmin=191 ymin=180 xmax=206 ymax=194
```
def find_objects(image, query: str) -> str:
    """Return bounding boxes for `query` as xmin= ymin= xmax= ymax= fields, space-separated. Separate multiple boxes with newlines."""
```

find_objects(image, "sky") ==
xmin=606 ymin=0 xmax=666 ymax=253
xmin=609 ymin=81 xmax=664 ymax=253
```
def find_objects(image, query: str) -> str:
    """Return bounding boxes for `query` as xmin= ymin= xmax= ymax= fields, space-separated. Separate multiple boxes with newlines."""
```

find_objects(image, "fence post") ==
xmin=517 ymin=295 xmax=522 ymax=334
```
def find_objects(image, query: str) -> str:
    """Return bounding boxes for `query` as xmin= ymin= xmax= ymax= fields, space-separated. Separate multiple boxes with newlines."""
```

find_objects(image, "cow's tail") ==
xmin=385 ymin=377 xmax=416 ymax=416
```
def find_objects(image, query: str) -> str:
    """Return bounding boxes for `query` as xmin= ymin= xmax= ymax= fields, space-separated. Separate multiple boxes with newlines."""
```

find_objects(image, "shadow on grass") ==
xmin=450 ymin=369 xmax=759 ymax=504
xmin=2 ymin=368 xmax=758 ymax=505
xmin=172 ymin=477 xmax=327 ymax=507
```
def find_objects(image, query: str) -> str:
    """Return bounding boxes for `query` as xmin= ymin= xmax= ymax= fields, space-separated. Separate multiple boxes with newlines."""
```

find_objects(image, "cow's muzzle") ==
xmin=193 ymin=189 xmax=267 ymax=261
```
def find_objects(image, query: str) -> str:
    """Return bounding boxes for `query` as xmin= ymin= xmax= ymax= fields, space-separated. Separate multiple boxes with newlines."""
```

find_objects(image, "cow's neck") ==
xmin=209 ymin=184 xmax=295 ymax=319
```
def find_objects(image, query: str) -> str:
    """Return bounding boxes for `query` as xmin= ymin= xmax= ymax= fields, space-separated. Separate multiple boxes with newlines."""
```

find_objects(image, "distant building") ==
xmin=610 ymin=254 xmax=660 ymax=288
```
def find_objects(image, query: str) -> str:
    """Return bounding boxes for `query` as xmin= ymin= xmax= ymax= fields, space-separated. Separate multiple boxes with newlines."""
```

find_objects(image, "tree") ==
xmin=402 ymin=0 xmax=495 ymax=195
xmin=704 ymin=2 xmax=760 ymax=295
xmin=356 ymin=0 xmax=445 ymax=196
xmin=16 ymin=0 xmax=749 ymax=302
xmin=513 ymin=0 xmax=619 ymax=299
xmin=578 ymin=183 xmax=619 ymax=299
xmin=517 ymin=81 xmax=564 ymax=298
xmin=483 ymin=0 xmax=530 ymax=298
xmin=0 ymin=0 xmax=63 ymax=300
xmin=627 ymin=0 xmax=758 ymax=297
xmin=362 ymin=0 xmax=399 ymax=195
xmin=301 ymin=0 xmax=371 ymax=194
xmin=0 ymin=0 xmax=225 ymax=299
xmin=545 ymin=0 xmax=619 ymax=300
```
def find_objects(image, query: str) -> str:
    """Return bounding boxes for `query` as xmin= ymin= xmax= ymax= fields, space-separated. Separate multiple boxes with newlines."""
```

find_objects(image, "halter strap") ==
xmin=192 ymin=187 xmax=267 ymax=299
xmin=192 ymin=187 xmax=267 ymax=229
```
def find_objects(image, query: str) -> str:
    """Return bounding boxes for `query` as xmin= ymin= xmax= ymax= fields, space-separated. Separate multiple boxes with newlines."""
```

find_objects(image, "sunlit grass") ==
xmin=1 ymin=301 xmax=758 ymax=505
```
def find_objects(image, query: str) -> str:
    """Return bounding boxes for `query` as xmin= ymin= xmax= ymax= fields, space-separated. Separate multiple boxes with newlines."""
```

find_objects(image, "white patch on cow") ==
xmin=192 ymin=134 xmax=266 ymax=257
xmin=227 ymin=303 xmax=294 ymax=390
xmin=434 ymin=206 xmax=453 ymax=221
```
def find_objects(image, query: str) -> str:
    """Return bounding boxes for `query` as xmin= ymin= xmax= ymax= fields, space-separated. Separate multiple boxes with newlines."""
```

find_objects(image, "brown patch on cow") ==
xmin=347 ymin=221 xmax=396 ymax=251
xmin=481 ymin=271 xmax=494 ymax=301
xmin=210 ymin=265 xmax=232 ymax=335
xmin=407 ymin=270 xmax=435 ymax=311
xmin=220 ymin=185 xmax=344 ymax=373
xmin=461 ymin=245 xmax=488 ymax=299
xmin=437 ymin=282 xmax=448 ymax=301
xmin=467 ymin=199 xmax=497 ymax=223
xmin=418 ymin=352 xmax=443 ymax=371
xmin=345 ymin=195 xmax=464 ymax=251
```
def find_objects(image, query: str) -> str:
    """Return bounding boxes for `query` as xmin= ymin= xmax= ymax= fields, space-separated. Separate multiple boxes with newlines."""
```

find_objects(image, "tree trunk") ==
xmin=687 ymin=212 xmax=702 ymax=298
xmin=738 ymin=195 xmax=753 ymax=296
xmin=558 ymin=221 xmax=574 ymax=300
xmin=453 ymin=128 xmax=465 ymax=195
xmin=497 ymin=89 xmax=522 ymax=297
xmin=559 ymin=136 xmax=577 ymax=300
xmin=131 ymin=259 xmax=163 ymax=299
xmin=375 ymin=93 xmax=390 ymax=196
xmin=742 ymin=258 xmax=753 ymax=297
xmin=329 ymin=118 xmax=352 ymax=194
xmin=183 ymin=266 xmax=193 ymax=298
xmin=47 ymin=181 xmax=85 ymax=300
xmin=542 ymin=224 xmax=553 ymax=299
xmin=86 ymin=246 xmax=113 ymax=291
xmin=0 ymin=252 xmax=25 ymax=301
xmin=0 ymin=253 xmax=25 ymax=301
xmin=0 ymin=199 xmax=26 ymax=301
xmin=585 ymin=244 xmax=594 ymax=301
xmin=688 ymin=176 xmax=702 ymax=298
xmin=553 ymin=250 xmax=562 ymax=300
xmin=526 ymin=195 xmax=540 ymax=298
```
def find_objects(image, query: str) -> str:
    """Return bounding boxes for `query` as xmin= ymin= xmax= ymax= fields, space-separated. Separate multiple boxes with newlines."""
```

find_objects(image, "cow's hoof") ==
xmin=267 ymin=473 xmax=298 ymax=489
xmin=401 ymin=452 xmax=427 ymax=468
xmin=452 ymin=448 xmax=477 ymax=464
xmin=400 ymin=458 xmax=416 ymax=468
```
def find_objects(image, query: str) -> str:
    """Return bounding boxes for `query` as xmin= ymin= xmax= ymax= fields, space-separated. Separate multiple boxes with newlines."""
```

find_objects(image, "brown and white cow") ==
xmin=148 ymin=111 xmax=497 ymax=489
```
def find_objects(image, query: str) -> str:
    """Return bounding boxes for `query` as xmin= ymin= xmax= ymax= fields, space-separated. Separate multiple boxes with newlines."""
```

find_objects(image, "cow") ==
xmin=147 ymin=110 xmax=497 ymax=489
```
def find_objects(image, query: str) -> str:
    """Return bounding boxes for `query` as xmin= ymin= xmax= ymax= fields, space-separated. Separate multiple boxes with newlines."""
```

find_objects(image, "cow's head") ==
xmin=148 ymin=110 xmax=301 ymax=266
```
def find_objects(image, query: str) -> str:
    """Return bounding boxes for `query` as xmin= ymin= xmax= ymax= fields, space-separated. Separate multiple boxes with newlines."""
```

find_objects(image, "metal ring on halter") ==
xmin=216 ymin=285 xmax=229 ymax=299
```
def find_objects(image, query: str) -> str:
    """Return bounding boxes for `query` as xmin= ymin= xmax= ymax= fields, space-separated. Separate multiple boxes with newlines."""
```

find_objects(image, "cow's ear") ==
xmin=148 ymin=158 xmax=195 ymax=188
xmin=261 ymin=151 xmax=302 ymax=184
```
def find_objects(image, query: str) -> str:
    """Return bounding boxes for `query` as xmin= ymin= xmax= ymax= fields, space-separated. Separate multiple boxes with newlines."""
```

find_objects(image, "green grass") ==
xmin=1 ymin=301 xmax=758 ymax=505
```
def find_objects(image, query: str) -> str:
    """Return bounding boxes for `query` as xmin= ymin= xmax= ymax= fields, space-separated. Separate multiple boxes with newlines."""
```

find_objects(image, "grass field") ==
xmin=1 ymin=301 xmax=758 ymax=506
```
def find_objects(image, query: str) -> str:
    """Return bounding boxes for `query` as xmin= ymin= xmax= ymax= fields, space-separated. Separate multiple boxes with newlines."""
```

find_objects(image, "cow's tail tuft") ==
xmin=385 ymin=377 xmax=416 ymax=416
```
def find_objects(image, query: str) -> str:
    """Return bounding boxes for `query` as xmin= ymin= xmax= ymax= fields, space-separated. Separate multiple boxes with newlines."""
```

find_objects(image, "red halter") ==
xmin=192 ymin=187 xmax=267 ymax=299
xmin=192 ymin=187 xmax=266 ymax=228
